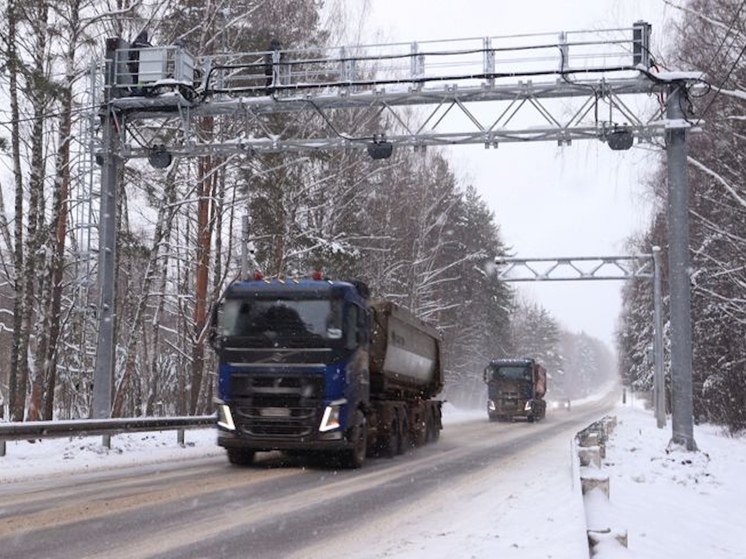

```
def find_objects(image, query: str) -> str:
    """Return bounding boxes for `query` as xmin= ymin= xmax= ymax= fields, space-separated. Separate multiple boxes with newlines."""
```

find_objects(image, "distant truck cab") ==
xmin=483 ymin=358 xmax=547 ymax=422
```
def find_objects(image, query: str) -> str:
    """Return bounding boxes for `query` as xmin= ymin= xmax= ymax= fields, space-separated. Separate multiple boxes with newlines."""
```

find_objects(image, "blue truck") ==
xmin=483 ymin=358 xmax=547 ymax=422
xmin=209 ymin=276 xmax=444 ymax=468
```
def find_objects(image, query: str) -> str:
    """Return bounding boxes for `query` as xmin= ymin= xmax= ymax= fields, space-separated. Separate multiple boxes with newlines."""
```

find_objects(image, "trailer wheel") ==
xmin=341 ymin=410 xmax=367 ymax=469
xmin=226 ymin=448 xmax=255 ymax=466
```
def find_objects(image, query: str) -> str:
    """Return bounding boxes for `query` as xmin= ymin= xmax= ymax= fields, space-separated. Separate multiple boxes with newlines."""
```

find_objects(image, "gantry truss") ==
xmin=101 ymin=22 xmax=703 ymax=160
xmin=495 ymin=255 xmax=653 ymax=282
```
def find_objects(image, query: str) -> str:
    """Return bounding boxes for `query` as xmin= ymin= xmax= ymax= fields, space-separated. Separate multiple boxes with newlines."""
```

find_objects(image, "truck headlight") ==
xmin=217 ymin=403 xmax=236 ymax=431
xmin=524 ymin=400 xmax=532 ymax=412
xmin=487 ymin=400 xmax=496 ymax=412
xmin=319 ymin=399 xmax=347 ymax=432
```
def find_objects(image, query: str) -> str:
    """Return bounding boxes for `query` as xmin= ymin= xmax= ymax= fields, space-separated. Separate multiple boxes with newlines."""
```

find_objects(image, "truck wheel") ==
xmin=226 ymin=448 xmax=255 ymax=466
xmin=414 ymin=416 xmax=428 ymax=447
xmin=342 ymin=410 xmax=367 ymax=469
xmin=428 ymin=411 xmax=440 ymax=443
xmin=384 ymin=419 xmax=400 ymax=458
xmin=397 ymin=416 xmax=410 ymax=454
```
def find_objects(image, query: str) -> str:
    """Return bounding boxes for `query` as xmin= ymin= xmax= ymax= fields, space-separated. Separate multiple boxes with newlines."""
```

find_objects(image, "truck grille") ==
xmin=231 ymin=373 xmax=324 ymax=439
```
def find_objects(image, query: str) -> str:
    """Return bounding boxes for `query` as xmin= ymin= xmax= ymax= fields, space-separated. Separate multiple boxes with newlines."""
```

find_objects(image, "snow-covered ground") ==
xmin=587 ymin=396 xmax=746 ymax=559
xmin=1 ymin=396 xmax=744 ymax=558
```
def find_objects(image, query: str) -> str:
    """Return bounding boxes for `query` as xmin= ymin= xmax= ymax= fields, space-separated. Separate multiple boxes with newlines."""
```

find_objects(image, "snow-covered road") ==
xmin=0 ymin=397 xmax=611 ymax=558
xmin=1 ymin=391 xmax=743 ymax=558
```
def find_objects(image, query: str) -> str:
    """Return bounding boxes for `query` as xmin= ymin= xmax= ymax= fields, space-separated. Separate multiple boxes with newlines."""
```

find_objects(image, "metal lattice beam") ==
xmin=100 ymin=24 xmax=703 ymax=160
xmin=495 ymin=255 xmax=653 ymax=282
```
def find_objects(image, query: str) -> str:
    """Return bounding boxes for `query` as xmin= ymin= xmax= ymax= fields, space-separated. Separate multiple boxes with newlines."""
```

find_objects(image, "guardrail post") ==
xmin=102 ymin=434 xmax=111 ymax=449
xmin=577 ymin=416 xmax=627 ymax=555
xmin=0 ymin=439 xmax=6 ymax=457
xmin=177 ymin=429 xmax=185 ymax=447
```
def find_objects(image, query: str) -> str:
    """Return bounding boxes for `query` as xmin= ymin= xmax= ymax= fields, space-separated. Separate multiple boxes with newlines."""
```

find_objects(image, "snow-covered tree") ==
xmin=618 ymin=0 xmax=746 ymax=432
xmin=510 ymin=298 xmax=563 ymax=379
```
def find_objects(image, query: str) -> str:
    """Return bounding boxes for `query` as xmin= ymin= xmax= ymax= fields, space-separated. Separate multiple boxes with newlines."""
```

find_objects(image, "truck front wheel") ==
xmin=383 ymin=418 xmax=399 ymax=458
xmin=341 ymin=410 xmax=367 ymax=469
xmin=226 ymin=448 xmax=255 ymax=466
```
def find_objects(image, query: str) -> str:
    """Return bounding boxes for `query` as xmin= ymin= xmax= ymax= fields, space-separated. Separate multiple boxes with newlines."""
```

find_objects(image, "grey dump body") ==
xmin=369 ymin=301 xmax=444 ymax=400
xmin=484 ymin=358 xmax=547 ymax=422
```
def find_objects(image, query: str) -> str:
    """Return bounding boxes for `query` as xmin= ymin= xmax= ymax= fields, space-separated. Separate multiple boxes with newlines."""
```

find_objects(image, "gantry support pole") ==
xmin=91 ymin=39 xmax=121 ymax=419
xmin=665 ymin=83 xmax=697 ymax=450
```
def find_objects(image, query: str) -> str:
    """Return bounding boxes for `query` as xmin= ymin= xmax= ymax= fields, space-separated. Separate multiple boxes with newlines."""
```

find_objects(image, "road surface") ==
xmin=0 ymin=398 xmax=613 ymax=558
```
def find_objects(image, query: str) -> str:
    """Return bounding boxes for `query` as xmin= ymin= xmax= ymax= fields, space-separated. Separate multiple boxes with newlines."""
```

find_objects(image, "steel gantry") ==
xmin=92 ymin=22 xmax=701 ymax=450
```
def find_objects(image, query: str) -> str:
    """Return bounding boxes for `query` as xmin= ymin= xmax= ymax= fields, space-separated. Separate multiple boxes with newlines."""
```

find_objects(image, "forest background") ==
xmin=0 ymin=0 xmax=742 ymax=434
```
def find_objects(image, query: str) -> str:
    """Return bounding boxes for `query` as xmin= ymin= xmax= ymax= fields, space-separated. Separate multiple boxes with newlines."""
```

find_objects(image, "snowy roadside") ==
xmin=590 ymin=397 xmax=746 ymax=558
xmin=0 ymin=426 xmax=223 ymax=484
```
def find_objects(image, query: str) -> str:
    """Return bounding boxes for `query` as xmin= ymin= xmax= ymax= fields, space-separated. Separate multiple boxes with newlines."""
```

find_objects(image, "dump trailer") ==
xmin=483 ymin=358 xmax=547 ymax=422
xmin=209 ymin=276 xmax=444 ymax=468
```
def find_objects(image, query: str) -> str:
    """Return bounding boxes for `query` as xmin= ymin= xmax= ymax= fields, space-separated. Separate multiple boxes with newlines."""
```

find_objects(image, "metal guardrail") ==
xmin=0 ymin=415 xmax=216 ymax=457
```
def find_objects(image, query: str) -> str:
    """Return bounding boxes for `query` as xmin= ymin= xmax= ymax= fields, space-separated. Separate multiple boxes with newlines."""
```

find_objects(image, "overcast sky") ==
xmin=340 ymin=0 xmax=682 ymax=347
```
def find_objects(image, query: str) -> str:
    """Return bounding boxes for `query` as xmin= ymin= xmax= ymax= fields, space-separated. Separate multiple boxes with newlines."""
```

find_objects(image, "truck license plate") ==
xmin=261 ymin=407 xmax=291 ymax=418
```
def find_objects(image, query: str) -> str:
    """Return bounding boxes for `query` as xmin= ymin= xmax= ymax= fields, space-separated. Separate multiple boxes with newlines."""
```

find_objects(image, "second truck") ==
xmin=483 ymin=358 xmax=547 ymax=422
xmin=209 ymin=274 xmax=444 ymax=468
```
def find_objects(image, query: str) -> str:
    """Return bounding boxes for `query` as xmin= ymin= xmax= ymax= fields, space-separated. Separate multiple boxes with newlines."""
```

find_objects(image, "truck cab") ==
xmin=209 ymin=277 xmax=370 ymax=467
xmin=483 ymin=358 xmax=547 ymax=422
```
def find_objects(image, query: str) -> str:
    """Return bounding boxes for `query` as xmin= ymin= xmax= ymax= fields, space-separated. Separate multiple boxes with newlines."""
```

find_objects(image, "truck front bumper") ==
xmin=216 ymin=399 xmax=351 ymax=452
xmin=487 ymin=398 xmax=532 ymax=418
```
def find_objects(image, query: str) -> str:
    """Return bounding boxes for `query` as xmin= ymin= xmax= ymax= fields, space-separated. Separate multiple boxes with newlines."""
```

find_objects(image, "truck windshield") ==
xmin=218 ymin=297 xmax=343 ymax=341
xmin=489 ymin=365 xmax=531 ymax=382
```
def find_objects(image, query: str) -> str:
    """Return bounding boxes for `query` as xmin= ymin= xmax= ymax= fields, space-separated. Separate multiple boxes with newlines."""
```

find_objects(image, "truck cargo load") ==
xmin=369 ymin=301 xmax=443 ymax=400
